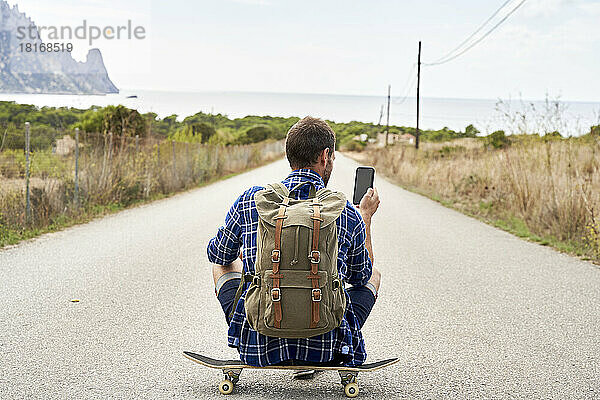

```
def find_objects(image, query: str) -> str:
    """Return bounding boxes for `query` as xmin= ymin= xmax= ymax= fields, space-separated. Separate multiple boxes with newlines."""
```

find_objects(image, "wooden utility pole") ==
xmin=74 ymin=128 xmax=79 ymax=208
xmin=25 ymin=122 xmax=31 ymax=224
xmin=416 ymin=41 xmax=422 ymax=150
xmin=385 ymin=85 xmax=391 ymax=147
xmin=377 ymin=105 xmax=384 ymax=126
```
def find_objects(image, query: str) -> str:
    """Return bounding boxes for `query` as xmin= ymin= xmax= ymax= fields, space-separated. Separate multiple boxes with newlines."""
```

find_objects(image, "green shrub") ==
xmin=584 ymin=221 xmax=600 ymax=260
xmin=485 ymin=130 xmax=511 ymax=149
xmin=464 ymin=124 xmax=480 ymax=138
xmin=438 ymin=145 xmax=466 ymax=157
xmin=341 ymin=140 xmax=366 ymax=152
xmin=171 ymin=123 xmax=217 ymax=143
xmin=543 ymin=131 xmax=563 ymax=141
xmin=244 ymin=125 xmax=272 ymax=144
xmin=192 ymin=123 xmax=217 ymax=143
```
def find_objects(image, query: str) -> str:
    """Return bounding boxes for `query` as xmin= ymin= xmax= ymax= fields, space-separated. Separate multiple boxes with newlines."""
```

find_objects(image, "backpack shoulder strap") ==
xmin=268 ymin=182 xmax=290 ymax=199
xmin=289 ymin=181 xmax=318 ymax=198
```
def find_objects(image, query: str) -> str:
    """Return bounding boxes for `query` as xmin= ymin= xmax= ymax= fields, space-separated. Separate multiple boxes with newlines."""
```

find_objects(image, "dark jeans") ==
xmin=217 ymin=278 xmax=376 ymax=366
xmin=217 ymin=278 xmax=376 ymax=328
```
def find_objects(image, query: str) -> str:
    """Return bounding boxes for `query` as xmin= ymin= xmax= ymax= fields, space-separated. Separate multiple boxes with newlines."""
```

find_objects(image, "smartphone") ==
xmin=353 ymin=167 xmax=375 ymax=205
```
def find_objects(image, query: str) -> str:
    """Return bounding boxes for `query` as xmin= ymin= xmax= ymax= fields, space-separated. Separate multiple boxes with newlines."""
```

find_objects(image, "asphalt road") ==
xmin=1 ymin=154 xmax=599 ymax=399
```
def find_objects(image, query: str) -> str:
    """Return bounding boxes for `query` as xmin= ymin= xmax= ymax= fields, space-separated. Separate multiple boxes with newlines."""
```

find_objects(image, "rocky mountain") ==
xmin=0 ymin=1 xmax=118 ymax=94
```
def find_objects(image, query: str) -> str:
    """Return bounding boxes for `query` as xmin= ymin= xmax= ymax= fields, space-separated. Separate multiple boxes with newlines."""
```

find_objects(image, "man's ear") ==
xmin=321 ymin=148 xmax=330 ymax=164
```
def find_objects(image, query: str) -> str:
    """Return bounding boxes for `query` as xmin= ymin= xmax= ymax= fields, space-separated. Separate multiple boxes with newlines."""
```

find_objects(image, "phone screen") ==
xmin=353 ymin=167 xmax=375 ymax=205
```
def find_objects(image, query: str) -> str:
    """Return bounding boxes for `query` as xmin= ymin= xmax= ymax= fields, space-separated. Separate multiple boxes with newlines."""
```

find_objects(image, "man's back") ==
xmin=207 ymin=168 xmax=373 ymax=367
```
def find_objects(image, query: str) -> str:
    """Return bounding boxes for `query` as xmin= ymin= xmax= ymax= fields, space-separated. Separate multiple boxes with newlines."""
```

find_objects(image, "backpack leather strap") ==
xmin=271 ymin=196 xmax=289 ymax=328
xmin=308 ymin=197 xmax=323 ymax=328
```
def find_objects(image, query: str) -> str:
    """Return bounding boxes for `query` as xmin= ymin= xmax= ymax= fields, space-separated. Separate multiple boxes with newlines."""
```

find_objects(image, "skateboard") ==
xmin=183 ymin=351 xmax=399 ymax=398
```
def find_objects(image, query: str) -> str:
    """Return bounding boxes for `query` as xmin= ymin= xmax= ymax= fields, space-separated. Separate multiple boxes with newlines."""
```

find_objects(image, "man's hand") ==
xmin=357 ymin=187 xmax=380 ymax=222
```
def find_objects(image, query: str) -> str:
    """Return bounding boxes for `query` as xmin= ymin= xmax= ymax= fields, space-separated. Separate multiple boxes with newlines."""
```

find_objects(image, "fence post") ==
xmin=186 ymin=142 xmax=190 ymax=181
xmin=156 ymin=140 xmax=160 ymax=166
xmin=74 ymin=127 xmax=79 ymax=209
xmin=214 ymin=145 xmax=220 ymax=174
xmin=108 ymin=132 xmax=113 ymax=160
xmin=171 ymin=140 xmax=177 ymax=181
xmin=25 ymin=122 xmax=31 ymax=224
xmin=133 ymin=134 xmax=139 ymax=169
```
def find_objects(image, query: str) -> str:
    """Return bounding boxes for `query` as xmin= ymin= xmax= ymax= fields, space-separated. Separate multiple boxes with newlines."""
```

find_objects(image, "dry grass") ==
xmin=350 ymin=137 xmax=600 ymax=262
xmin=0 ymin=133 xmax=284 ymax=243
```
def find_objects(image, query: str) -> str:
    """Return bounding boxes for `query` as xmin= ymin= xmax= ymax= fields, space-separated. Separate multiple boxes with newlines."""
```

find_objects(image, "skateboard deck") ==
xmin=183 ymin=351 xmax=399 ymax=398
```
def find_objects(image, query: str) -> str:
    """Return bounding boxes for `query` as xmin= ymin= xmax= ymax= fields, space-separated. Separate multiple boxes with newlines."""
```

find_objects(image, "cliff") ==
xmin=0 ymin=1 xmax=118 ymax=94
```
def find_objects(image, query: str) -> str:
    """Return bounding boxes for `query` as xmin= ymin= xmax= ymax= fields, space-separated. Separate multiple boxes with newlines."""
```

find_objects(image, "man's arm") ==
xmin=345 ymin=187 xmax=380 ymax=287
xmin=361 ymin=214 xmax=375 ymax=266
xmin=357 ymin=187 xmax=380 ymax=265
xmin=212 ymin=257 xmax=243 ymax=287
xmin=357 ymin=187 xmax=381 ymax=293
xmin=207 ymin=194 xmax=244 ymax=288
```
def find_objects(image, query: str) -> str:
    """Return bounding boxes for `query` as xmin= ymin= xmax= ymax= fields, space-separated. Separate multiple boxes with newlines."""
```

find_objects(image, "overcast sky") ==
xmin=8 ymin=0 xmax=600 ymax=101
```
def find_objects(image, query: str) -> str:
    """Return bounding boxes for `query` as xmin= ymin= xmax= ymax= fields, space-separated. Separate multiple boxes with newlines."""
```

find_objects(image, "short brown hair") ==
xmin=285 ymin=116 xmax=336 ymax=169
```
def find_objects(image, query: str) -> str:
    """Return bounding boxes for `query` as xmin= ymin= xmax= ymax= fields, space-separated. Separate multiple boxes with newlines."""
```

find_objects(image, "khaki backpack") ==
xmin=243 ymin=182 xmax=347 ymax=338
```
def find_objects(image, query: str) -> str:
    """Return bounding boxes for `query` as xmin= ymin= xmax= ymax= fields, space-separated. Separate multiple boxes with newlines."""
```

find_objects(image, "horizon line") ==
xmin=119 ymin=88 xmax=600 ymax=105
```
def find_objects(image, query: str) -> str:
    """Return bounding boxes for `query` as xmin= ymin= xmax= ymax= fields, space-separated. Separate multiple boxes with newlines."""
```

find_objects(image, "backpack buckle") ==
xmin=271 ymin=249 xmax=280 ymax=263
xmin=311 ymin=288 xmax=321 ymax=302
xmin=309 ymin=250 xmax=320 ymax=263
xmin=271 ymin=288 xmax=281 ymax=302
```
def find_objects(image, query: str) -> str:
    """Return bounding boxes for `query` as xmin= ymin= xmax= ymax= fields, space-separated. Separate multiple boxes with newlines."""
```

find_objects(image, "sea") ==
xmin=1 ymin=89 xmax=599 ymax=136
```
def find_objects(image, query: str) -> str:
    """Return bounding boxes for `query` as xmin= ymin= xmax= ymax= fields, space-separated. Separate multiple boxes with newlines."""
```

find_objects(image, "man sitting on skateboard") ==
xmin=207 ymin=116 xmax=381 ymax=374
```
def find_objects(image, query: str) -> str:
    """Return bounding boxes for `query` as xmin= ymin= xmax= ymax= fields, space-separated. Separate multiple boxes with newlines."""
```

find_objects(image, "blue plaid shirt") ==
xmin=207 ymin=168 xmax=373 ymax=367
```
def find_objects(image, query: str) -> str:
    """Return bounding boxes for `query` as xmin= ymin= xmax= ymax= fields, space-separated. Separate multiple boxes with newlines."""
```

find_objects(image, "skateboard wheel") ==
xmin=344 ymin=382 xmax=359 ymax=398
xmin=218 ymin=379 xmax=234 ymax=395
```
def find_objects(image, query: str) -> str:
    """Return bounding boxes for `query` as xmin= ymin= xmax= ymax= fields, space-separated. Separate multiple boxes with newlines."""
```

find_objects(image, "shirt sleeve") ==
xmin=207 ymin=194 xmax=243 ymax=265
xmin=345 ymin=211 xmax=373 ymax=286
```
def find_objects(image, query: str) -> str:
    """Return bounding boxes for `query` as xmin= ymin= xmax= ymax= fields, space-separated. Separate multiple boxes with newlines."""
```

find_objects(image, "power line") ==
xmin=427 ymin=0 xmax=514 ymax=65
xmin=392 ymin=1 xmax=512 ymax=109
xmin=394 ymin=75 xmax=418 ymax=105
xmin=393 ymin=63 xmax=418 ymax=105
xmin=385 ymin=0 xmax=527 ymax=143
xmin=423 ymin=0 xmax=527 ymax=66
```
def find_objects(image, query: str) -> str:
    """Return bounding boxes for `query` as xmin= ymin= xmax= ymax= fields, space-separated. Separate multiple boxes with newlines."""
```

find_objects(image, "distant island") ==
xmin=0 ymin=1 xmax=118 ymax=94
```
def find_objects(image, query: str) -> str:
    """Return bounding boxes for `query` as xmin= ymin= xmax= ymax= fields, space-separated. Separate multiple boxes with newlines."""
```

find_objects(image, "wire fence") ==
xmin=0 ymin=124 xmax=284 ymax=234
